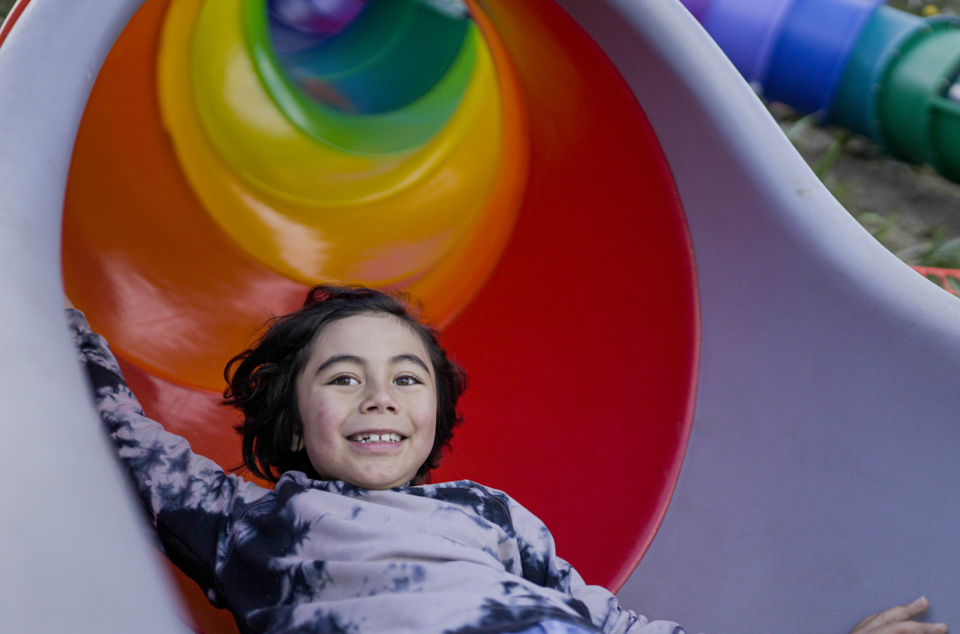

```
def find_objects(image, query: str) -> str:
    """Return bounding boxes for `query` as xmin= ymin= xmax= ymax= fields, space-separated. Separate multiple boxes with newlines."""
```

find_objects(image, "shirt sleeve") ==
xmin=66 ymin=308 xmax=270 ymax=607
xmin=504 ymin=494 xmax=692 ymax=634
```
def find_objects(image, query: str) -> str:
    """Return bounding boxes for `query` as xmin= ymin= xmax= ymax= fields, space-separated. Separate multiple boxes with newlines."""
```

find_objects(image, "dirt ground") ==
xmin=773 ymin=103 xmax=960 ymax=269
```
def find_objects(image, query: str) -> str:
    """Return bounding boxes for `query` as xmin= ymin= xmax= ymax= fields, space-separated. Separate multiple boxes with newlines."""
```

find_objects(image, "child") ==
xmin=66 ymin=285 xmax=947 ymax=634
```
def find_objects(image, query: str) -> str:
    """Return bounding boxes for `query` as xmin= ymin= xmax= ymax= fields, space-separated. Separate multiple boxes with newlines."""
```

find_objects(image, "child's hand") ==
xmin=851 ymin=597 xmax=947 ymax=634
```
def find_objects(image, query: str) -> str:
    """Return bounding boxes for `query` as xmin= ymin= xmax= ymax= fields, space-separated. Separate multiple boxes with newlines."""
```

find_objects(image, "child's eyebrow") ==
xmin=315 ymin=354 xmax=431 ymax=375
xmin=315 ymin=354 xmax=364 ymax=375
xmin=391 ymin=354 xmax=431 ymax=375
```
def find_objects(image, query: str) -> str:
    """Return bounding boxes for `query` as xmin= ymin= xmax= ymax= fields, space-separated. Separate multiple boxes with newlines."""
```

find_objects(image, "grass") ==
xmin=776 ymin=96 xmax=960 ymax=271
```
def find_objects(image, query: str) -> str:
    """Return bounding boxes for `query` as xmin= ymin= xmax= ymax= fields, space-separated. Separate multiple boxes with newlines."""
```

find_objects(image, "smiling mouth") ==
xmin=347 ymin=432 xmax=405 ymax=444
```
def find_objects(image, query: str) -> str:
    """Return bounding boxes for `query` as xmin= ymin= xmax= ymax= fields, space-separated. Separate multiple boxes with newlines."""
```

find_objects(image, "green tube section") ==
xmin=246 ymin=0 xmax=476 ymax=154
xmin=831 ymin=5 xmax=960 ymax=182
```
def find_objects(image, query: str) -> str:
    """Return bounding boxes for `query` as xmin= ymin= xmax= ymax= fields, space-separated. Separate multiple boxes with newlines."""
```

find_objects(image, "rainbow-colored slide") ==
xmin=1 ymin=0 xmax=959 ymax=632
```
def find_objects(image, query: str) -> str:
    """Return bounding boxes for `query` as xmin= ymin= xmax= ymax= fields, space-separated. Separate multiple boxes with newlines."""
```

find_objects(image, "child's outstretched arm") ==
xmin=66 ymin=307 xmax=271 ymax=607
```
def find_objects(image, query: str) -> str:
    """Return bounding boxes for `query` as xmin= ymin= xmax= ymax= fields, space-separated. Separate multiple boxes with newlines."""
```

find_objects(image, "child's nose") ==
xmin=361 ymin=381 xmax=398 ymax=413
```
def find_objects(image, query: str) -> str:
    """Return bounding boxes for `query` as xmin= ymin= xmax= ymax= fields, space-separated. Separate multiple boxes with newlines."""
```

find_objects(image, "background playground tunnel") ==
xmin=683 ymin=0 xmax=960 ymax=183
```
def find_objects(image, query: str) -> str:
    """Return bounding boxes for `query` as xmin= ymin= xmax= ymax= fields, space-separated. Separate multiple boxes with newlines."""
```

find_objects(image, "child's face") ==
xmin=295 ymin=313 xmax=438 ymax=489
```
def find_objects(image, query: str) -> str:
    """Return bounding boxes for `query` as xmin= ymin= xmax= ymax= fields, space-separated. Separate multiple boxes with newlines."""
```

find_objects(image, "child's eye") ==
xmin=394 ymin=375 xmax=422 ymax=386
xmin=329 ymin=375 xmax=359 ymax=386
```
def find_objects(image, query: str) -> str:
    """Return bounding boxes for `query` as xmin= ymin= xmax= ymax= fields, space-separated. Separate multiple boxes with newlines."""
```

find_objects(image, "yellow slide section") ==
xmin=159 ymin=0 xmax=507 ymax=285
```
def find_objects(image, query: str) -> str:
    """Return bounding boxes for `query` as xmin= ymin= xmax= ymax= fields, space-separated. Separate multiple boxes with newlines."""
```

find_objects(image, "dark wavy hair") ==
xmin=223 ymin=285 xmax=467 ymax=485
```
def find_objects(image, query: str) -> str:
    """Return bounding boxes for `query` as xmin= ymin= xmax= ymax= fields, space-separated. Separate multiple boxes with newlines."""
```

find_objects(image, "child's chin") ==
xmin=343 ymin=471 xmax=415 ymax=490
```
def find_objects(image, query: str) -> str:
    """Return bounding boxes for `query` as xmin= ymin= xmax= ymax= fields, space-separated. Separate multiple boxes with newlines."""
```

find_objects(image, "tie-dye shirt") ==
xmin=68 ymin=309 xmax=687 ymax=634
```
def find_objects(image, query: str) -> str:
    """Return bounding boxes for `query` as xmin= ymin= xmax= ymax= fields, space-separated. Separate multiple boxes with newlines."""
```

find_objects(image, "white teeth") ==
xmin=350 ymin=433 xmax=403 ymax=443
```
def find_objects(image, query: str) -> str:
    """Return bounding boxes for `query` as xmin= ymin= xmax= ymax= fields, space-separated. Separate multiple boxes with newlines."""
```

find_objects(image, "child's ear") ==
xmin=291 ymin=431 xmax=304 ymax=452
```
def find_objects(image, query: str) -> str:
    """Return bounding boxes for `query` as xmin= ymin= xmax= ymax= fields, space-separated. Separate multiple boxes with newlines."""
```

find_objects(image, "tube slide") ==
xmin=1 ymin=0 xmax=696 ymax=632
xmin=3 ymin=0 xmax=960 ymax=633
xmin=687 ymin=0 xmax=960 ymax=182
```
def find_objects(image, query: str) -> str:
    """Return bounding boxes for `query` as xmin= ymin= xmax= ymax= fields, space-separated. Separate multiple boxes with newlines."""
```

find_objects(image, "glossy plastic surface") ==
xmin=700 ymin=0 xmax=792 ymax=82
xmin=680 ymin=0 xmax=710 ymax=21
xmin=269 ymin=0 xmax=366 ymax=37
xmin=246 ymin=0 xmax=475 ymax=150
xmin=830 ymin=4 xmax=920 ymax=134
xmin=270 ymin=0 xmax=470 ymax=115
xmin=164 ymin=0 xmax=507 ymax=286
xmin=762 ymin=0 xmax=882 ymax=114
xmin=875 ymin=19 xmax=960 ymax=167
xmin=0 ymin=0 xmax=199 ymax=630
